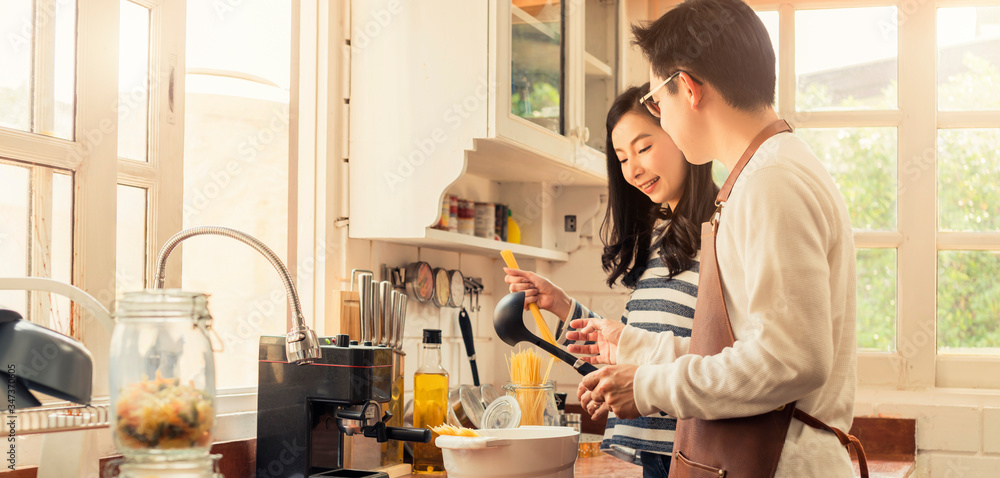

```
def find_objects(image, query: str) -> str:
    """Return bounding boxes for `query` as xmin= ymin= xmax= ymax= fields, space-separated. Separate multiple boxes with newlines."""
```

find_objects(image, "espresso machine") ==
xmin=256 ymin=333 xmax=428 ymax=478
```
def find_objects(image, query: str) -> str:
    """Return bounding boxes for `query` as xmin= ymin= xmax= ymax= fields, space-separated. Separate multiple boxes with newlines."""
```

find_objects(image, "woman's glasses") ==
xmin=640 ymin=70 xmax=702 ymax=118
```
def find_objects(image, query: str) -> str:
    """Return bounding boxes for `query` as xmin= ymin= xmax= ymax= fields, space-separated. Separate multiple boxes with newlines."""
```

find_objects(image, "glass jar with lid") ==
xmin=109 ymin=290 xmax=216 ymax=461
xmin=502 ymin=381 xmax=559 ymax=427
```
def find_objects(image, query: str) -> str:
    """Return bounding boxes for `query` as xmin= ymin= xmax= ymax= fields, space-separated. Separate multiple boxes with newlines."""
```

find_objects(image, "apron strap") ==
xmin=717 ymin=119 xmax=793 ymax=204
xmin=793 ymin=408 xmax=870 ymax=478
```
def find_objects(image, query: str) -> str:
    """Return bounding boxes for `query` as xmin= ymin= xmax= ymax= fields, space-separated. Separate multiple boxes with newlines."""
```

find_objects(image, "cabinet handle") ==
xmin=582 ymin=127 xmax=590 ymax=143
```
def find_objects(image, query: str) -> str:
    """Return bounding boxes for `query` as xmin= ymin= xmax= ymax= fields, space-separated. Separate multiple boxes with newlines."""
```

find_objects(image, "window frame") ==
xmin=739 ymin=0 xmax=1000 ymax=390
xmin=0 ymin=0 xmax=185 ymax=398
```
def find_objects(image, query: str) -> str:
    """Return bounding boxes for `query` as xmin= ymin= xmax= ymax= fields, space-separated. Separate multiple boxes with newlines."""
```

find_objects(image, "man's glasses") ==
xmin=640 ymin=70 xmax=702 ymax=118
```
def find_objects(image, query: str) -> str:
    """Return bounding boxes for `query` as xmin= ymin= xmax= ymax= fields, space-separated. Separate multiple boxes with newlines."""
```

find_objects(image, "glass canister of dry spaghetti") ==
xmin=502 ymin=380 xmax=559 ymax=426
xmin=504 ymin=347 xmax=559 ymax=427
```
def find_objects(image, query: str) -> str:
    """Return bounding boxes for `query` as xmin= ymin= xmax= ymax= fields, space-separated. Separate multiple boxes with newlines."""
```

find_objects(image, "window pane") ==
xmin=116 ymin=185 xmax=146 ymax=294
xmin=0 ymin=0 xmax=76 ymax=138
xmin=184 ymin=1 xmax=291 ymax=390
xmin=51 ymin=171 xmax=73 ymax=332
xmin=712 ymin=160 xmax=728 ymax=187
xmin=938 ymin=128 xmax=1000 ymax=232
xmin=0 ymin=163 xmax=30 ymax=315
xmin=50 ymin=0 xmax=77 ymax=139
xmin=938 ymin=251 xmax=1000 ymax=352
xmin=856 ymin=248 xmax=897 ymax=352
xmin=797 ymin=127 xmax=897 ymax=230
xmin=756 ymin=10 xmax=779 ymax=109
xmin=118 ymin=0 xmax=151 ymax=161
xmin=938 ymin=7 xmax=1000 ymax=111
xmin=0 ymin=0 xmax=33 ymax=132
xmin=796 ymin=7 xmax=898 ymax=110
xmin=511 ymin=0 xmax=564 ymax=134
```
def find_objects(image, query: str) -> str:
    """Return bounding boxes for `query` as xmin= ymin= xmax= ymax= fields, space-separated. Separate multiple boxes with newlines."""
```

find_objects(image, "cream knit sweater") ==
xmin=616 ymin=133 xmax=858 ymax=477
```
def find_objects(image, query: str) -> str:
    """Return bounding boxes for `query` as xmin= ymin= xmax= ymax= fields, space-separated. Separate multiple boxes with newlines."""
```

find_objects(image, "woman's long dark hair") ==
xmin=600 ymin=84 xmax=720 ymax=288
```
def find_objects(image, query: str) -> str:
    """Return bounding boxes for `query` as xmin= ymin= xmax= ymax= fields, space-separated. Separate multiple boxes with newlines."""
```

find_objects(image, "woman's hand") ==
xmin=566 ymin=317 xmax=626 ymax=365
xmin=503 ymin=268 xmax=572 ymax=320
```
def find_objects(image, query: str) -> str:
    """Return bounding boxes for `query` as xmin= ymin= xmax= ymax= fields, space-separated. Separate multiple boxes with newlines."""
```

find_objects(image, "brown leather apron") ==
xmin=667 ymin=120 xmax=868 ymax=478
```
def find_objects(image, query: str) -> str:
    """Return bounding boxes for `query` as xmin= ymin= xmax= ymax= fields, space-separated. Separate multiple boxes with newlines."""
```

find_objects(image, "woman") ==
xmin=504 ymin=84 xmax=719 ymax=477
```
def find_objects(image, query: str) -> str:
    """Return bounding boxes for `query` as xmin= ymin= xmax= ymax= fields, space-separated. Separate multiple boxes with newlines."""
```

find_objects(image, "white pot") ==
xmin=435 ymin=426 xmax=580 ymax=478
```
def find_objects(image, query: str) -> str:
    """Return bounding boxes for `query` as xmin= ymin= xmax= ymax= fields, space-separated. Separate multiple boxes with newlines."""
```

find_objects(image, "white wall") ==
xmin=856 ymin=388 xmax=1000 ymax=476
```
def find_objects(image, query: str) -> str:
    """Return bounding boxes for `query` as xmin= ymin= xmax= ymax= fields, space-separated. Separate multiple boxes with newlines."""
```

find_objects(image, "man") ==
xmin=570 ymin=0 xmax=859 ymax=475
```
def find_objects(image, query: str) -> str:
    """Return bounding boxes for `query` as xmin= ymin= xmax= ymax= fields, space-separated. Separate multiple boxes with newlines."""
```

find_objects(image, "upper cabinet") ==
xmin=349 ymin=0 xmax=622 ymax=260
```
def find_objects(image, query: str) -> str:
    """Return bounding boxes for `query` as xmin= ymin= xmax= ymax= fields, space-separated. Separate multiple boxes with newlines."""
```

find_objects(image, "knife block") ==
xmin=325 ymin=289 xmax=362 ymax=341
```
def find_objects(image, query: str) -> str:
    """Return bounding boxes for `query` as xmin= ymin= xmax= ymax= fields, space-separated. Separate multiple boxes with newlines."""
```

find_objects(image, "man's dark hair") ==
xmin=632 ymin=0 xmax=775 ymax=111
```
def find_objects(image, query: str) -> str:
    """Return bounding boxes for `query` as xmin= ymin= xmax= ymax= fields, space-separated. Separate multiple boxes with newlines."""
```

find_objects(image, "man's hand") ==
xmin=578 ymin=381 xmax=610 ymax=421
xmin=566 ymin=317 xmax=625 ymax=365
xmin=580 ymin=364 xmax=641 ymax=420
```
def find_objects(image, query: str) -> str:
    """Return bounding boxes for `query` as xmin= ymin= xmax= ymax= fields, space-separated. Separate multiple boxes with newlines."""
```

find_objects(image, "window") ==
xmin=0 ymin=0 xmax=185 ymax=400
xmin=935 ymin=7 xmax=1000 ymax=370
xmin=747 ymin=1 xmax=1000 ymax=389
xmin=182 ymin=0 xmax=292 ymax=390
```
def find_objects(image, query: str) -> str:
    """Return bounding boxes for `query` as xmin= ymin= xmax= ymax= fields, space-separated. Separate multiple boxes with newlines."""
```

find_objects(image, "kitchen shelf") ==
xmin=383 ymin=228 xmax=570 ymax=262
xmin=584 ymin=52 xmax=613 ymax=78
xmin=467 ymin=138 xmax=605 ymax=185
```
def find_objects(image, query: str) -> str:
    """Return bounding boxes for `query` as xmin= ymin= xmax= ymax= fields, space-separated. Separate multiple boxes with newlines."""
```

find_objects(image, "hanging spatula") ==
xmin=458 ymin=306 xmax=480 ymax=387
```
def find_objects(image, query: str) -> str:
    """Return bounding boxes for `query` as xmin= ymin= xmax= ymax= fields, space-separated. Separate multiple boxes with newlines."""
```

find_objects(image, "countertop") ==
xmin=397 ymin=452 xmax=914 ymax=478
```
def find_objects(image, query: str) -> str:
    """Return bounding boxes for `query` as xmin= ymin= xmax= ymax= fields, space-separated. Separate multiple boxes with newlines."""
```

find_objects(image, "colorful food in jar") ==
xmin=114 ymin=371 xmax=214 ymax=450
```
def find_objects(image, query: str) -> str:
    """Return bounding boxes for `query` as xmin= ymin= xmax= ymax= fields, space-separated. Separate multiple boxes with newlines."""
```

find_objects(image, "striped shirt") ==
xmin=560 ymin=245 xmax=699 ymax=465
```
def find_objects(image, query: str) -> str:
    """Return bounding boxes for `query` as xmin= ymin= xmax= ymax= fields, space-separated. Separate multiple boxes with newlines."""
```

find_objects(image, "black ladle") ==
xmin=493 ymin=291 xmax=597 ymax=376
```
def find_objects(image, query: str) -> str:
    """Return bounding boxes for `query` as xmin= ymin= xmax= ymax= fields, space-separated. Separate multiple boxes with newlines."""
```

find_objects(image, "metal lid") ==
xmin=480 ymin=383 xmax=501 ymax=408
xmin=481 ymin=395 xmax=521 ymax=429
xmin=459 ymin=385 xmax=485 ymax=428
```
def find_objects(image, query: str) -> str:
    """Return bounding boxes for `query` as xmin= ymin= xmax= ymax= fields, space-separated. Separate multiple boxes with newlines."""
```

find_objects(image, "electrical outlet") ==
xmin=564 ymin=215 xmax=577 ymax=232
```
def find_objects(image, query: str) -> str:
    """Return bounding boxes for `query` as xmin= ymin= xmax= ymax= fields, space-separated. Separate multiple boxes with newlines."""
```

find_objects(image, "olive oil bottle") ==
xmin=412 ymin=329 xmax=448 ymax=474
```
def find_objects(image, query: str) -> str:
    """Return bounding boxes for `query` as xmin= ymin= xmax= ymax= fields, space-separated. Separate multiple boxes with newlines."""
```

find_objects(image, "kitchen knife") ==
xmin=378 ymin=281 xmax=392 ymax=346
xmin=388 ymin=290 xmax=400 ymax=348
xmin=358 ymin=273 xmax=374 ymax=344
xmin=457 ymin=307 xmax=480 ymax=387
xmin=395 ymin=293 xmax=408 ymax=349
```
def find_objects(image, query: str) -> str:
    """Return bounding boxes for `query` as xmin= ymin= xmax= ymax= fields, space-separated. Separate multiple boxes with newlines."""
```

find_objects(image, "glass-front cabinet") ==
xmin=498 ymin=0 xmax=619 ymax=176
xmin=510 ymin=0 xmax=565 ymax=136
xmin=581 ymin=0 xmax=618 ymax=154
xmin=576 ymin=0 xmax=620 ymax=174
